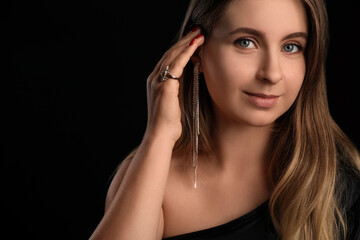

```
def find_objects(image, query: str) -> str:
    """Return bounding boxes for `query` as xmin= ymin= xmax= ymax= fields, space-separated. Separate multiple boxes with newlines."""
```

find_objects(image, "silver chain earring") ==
xmin=193 ymin=62 xmax=200 ymax=188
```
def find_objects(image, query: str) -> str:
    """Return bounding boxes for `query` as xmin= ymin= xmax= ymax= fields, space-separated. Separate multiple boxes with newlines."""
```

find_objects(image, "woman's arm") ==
xmin=89 ymin=28 xmax=204 ymax=240
xmin=90 ymin=133 xmax=175 ymax=240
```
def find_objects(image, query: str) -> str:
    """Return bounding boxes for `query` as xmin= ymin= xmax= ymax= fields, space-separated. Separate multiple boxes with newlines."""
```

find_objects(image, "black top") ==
xmin=163 ymin=168 xmax=360 ymax=240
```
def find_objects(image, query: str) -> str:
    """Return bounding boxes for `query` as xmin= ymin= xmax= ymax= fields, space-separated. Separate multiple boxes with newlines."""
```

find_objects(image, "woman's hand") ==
xmin=89 ymin=29 xmax=205 ymax=240
xmin=145 ymin=27 xmax=204 ymax=143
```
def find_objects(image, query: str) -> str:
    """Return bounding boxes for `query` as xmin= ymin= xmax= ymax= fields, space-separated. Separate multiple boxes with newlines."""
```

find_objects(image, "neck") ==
xmin=210 ymin=112 xmax=273 ymax=173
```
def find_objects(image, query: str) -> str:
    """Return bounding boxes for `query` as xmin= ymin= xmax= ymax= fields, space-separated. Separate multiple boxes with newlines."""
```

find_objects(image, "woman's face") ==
xmin=200 ymin=0 xmax=308 ymax=127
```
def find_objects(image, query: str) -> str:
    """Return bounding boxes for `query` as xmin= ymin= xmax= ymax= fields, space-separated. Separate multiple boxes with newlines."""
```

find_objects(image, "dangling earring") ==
xmin=193 ymin=62 xmax=200 ymax=188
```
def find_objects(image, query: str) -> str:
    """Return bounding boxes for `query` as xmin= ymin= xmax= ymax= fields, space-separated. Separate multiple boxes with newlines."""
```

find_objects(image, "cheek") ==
xmin=202 ymin=45 xmax=231 ymax=90
xmin=283 ymin=59 xmax=306 ymax=99
xmin=202 ymin=44 xmax=256 ymax=94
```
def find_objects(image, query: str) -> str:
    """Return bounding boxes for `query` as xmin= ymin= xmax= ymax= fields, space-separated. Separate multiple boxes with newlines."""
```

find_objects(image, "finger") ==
xmin=152 ymin=27 xmax=202 ymax=76
xmin=160 ymin=33 xmax=205 ymax=80
xmin=171 ymin=27 xmax=202 ymax=50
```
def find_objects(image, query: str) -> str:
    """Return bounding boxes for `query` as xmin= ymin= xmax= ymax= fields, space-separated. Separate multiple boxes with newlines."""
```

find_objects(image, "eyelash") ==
xmin=234 ymin=38 xmax=304 ymax=53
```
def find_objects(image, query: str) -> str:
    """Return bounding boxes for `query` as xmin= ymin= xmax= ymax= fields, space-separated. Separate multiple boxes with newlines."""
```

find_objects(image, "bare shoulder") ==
xmin=105 ymin=158 xmax=132 ymax=212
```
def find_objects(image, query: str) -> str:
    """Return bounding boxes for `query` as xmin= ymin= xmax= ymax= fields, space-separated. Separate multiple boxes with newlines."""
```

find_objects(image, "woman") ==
xmin=90 ymin=0 xmax=360 ymax=239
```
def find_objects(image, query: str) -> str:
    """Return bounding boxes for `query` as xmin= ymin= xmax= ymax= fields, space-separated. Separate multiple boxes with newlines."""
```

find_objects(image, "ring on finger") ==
xmin=159 ymin=65 xmax=180 ymax=82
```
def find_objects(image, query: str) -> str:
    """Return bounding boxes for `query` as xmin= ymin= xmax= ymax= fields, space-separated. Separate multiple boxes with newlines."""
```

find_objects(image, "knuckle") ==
xmin=181 ymin=32 xmax=194 ymax=42
xmin=147 ymin=75 xmax=155 ymax=87
xmin=147 ymin=75 xmax=153 ymax=84
xmin=168 ymin=44 xmax=178 ymax=52
xmin=161 ymin=50 xmax=171 ymax=62
xmin=170 ymin=61 xmax=181 ymax=70
xmin=151 ymin=80 xmax=157 ymax=89
xmin=168 ymin=51 xmax=178 ymax=61
xmin=148 ymin=78 xmax=159 ymax=91
xmin=163 ymin=49 xmax=171 ymax=58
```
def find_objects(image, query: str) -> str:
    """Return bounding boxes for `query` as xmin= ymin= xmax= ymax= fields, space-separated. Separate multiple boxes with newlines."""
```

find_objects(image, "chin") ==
xmin=237 ymin=110 xmax=284 ymax=128
xmin=244 ymin=119 xmax=276 ymax=128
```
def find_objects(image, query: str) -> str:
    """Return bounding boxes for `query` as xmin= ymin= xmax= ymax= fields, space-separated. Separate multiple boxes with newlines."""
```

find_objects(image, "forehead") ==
xmin=215 ymin=0 xmax=308 ymax=35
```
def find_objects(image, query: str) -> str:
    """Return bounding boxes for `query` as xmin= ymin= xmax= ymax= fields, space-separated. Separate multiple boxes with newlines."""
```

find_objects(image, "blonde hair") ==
xmin=123 ymin=0 xmax=360 ymax=239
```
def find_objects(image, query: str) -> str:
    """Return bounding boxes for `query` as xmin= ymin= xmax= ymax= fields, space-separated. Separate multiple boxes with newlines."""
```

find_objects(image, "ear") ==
xmin=190 ymin=46 xmax=204 ymax=72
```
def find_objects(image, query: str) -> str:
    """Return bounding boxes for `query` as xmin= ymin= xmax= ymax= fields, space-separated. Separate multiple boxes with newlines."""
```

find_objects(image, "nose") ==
xmin=256 ymin=50 xmax=283 ymax=84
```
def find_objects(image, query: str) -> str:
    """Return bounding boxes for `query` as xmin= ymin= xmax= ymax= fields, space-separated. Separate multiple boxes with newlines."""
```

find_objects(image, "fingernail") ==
xmin=191 ymin=26 xmax=199 ymax=32
xmin=189 ymin=34 xmax=203 ymax=46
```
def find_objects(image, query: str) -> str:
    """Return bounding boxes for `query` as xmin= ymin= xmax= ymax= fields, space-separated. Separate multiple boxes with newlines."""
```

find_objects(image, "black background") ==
xmin=4 ymin=0 xmax=359 ymax=239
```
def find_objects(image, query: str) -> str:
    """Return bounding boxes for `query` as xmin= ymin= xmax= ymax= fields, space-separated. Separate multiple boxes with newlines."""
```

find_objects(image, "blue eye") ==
xmin=283 ymin=44 xmax=302 ymax=53
xmin=235 ymin=39 xmax=256 ymax=48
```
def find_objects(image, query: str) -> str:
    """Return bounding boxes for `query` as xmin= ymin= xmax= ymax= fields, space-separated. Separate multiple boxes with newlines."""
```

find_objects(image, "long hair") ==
xmin=123 ymin=0 xmax=360 ymax=239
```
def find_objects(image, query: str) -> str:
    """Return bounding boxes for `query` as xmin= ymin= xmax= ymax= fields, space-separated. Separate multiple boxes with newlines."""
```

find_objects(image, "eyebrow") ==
xmin=229 ymin=27 xmax=308 ymax=41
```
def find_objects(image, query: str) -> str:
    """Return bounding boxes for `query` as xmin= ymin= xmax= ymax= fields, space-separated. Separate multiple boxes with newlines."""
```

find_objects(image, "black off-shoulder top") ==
xmin=163 ymin=167 xmax=360 ymax=240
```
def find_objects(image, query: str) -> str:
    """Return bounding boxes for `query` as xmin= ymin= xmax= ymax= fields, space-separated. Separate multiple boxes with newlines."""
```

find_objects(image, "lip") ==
xmin=244 ymin=91 xmax=280 ymax=108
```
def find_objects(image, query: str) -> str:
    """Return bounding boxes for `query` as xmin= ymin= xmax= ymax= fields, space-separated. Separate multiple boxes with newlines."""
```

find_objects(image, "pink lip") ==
xmin=244 ymin=91 xmax=280 ymax=108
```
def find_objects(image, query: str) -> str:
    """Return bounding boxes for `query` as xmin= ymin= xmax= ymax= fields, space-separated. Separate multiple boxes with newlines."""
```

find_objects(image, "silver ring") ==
xmin=160 ymin=65 xmax=179 ymax=82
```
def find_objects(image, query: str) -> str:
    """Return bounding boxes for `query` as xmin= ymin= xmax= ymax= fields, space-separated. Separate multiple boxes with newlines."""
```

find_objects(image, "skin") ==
xmin=202 ymin=0 xmax=307 ymax=128
xmin=163 ymin=0 xmax=307 ymax=237
xmin=89 ymin=0 xmax=308 ymax=239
